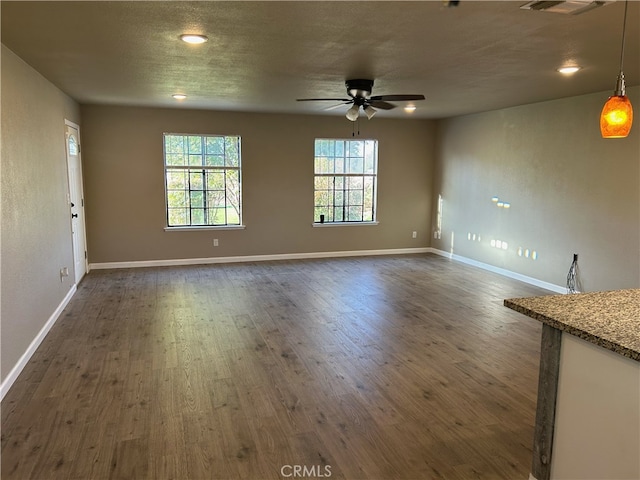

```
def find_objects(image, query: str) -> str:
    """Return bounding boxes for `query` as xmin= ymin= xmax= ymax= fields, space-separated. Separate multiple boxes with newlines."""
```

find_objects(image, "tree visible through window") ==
xmin=314 ymin=138 xmax=378 ymax=223
xmin=164 ymin=134 xmax=241 ymax=227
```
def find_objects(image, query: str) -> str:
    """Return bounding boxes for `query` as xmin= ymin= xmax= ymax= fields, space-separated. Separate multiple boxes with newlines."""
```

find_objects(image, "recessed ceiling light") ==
xmin=404 ymin=104 xmax=417 ymax=113
xmin=180 ymin=34 xmax=208 ymax=44
xmin=557 ymin=66 xmax=581 ymax=75
xmin=172 ymin=94 xmax=187 ymax=100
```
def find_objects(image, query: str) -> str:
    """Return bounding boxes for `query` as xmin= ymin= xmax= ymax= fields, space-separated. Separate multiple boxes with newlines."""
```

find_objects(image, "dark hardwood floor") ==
xmin=1 ymin=253 xmax=550 ymax=479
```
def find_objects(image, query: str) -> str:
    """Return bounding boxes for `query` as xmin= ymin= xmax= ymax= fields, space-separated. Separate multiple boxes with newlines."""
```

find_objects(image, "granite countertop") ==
xmin=504 ymin=289 xmax=640 ymax=362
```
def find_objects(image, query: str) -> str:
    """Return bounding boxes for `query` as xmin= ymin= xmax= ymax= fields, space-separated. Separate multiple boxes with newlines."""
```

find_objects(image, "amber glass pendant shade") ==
xmin=601 ymin=1 xmax=633 ymax=139
xmin=600 ymin=95 xmax=633 ymax=138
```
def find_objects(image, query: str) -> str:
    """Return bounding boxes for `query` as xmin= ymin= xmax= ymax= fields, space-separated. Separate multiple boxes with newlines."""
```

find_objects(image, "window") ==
xmin=68 ymin=135 xmax=78 ymax=155
xmin=164 ymin=134 xmax=242 ymax=227
xmin=314 ymin=138 xmax=378 ymax=223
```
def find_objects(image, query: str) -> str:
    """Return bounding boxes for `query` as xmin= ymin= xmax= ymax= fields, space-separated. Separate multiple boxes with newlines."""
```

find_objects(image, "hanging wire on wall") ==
xmin=566 ymin=253 xmax=579 ymax=293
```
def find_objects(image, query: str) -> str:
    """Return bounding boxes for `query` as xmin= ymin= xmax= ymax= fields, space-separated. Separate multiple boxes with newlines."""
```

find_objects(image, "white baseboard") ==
xmin=1 ymin=284 xmax=77 ymax=400
xmin=90 ymin=247 xmax=564 ymax=293
xmin=89 ymin=247 xmax=432 ymax=270
xmin=429 ymin=248 xmax=566 ymax=294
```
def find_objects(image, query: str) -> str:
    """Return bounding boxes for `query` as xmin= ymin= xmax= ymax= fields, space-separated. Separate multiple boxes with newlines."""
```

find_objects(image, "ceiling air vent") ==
xmin=520 ymin=0 xmax=610 ymax=15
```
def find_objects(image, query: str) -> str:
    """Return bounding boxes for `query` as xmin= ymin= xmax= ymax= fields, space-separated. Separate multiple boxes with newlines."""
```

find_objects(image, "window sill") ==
xmin=312 ymin=221 xmax=379 ymax=228
xmin=164 ymin=225 xmax=246 ymax=232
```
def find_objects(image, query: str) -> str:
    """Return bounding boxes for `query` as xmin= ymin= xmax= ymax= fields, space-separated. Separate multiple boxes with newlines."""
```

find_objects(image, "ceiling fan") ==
xmin=297 ymin=79 xmax=425 ymax=121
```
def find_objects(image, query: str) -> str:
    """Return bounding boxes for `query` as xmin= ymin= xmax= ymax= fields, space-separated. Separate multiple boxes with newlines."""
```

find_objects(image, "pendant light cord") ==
xmin=618 ymin=0 xmax=628 ymax=73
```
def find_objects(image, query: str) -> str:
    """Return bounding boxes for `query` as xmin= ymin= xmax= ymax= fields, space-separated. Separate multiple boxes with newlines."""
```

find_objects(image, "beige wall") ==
xmin=431 ymin=87 xmax=640 ymax=292
xmin=1 ymin=45 xmax=81 ymax=382
xmin=80 ymin=105 xmax=435 ymax=264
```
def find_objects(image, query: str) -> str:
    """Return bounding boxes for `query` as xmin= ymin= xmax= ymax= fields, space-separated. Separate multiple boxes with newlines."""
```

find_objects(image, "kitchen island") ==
xmin=505 ymin=289 xmax=639 ymax=480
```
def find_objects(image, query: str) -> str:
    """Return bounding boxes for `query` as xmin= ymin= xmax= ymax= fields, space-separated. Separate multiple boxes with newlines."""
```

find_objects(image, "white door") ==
xmin=65 ymin=121 xmax=87 ymax=283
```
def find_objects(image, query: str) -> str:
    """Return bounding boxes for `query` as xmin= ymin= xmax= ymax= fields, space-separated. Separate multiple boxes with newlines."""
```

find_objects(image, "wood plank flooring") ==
xmin=1 ymin=254 xmax=551 ymax=479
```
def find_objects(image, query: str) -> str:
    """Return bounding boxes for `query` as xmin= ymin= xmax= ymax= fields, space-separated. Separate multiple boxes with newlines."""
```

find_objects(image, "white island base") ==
xmin=545 ymin=332 xmax=639 ymax=480
xmin=504 ymin=289 xmax=640 ymax=480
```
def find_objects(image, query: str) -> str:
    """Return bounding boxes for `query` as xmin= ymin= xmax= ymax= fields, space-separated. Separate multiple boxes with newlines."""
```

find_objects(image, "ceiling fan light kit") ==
xmin=346 ymin=104 xmax=360 ymax=121
xmin=297 ymin=79 xmax=425 ymax=122
xmin=363 ymin=105 xmax=377 ymax=120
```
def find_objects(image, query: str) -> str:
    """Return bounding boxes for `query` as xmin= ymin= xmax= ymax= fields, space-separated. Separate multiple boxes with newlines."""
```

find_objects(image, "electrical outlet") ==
xmin=213 ymin=239 xmax=219 ymax=247
xmin=412 ymin=231 xmax=417 ymax=238
xmin=60 ymin=267 xmax=69 ymax=282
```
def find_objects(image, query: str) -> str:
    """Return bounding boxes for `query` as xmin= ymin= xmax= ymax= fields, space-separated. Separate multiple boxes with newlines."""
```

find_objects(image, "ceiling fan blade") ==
xmin=297 ymin=98 xmax=352 ymax=102
xmin=370 ymin=94 xmax=426 ymax=102
xmin=324 ymin=102 xmax=351 ymax=111
xmin=367 ymin=100 xmax=396 ymax=110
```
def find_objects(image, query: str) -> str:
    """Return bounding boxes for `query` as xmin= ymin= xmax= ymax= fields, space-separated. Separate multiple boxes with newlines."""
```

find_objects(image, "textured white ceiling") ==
xmin=2 ymin=1 xmax=638 ymax=119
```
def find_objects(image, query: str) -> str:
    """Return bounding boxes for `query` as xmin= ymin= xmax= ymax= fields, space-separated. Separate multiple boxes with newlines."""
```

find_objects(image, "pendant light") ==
xmin=600 ymin=0 xmax=633 ymax=138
